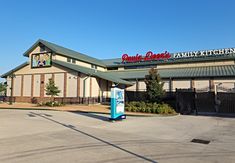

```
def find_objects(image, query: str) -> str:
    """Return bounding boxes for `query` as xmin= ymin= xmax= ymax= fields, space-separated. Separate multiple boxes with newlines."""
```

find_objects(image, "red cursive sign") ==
xmin=122 ymin=51 xmax=171 ymax=63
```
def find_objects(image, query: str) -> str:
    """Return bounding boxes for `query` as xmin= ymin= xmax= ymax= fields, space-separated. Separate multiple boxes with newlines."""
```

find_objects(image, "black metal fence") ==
xmin=176 ymin=89 xmax=235 ymax=114
xmin=125 ymin=90 xmax=235 ymax=114
xmin=217 ymin=92 xmax=235 ymax=113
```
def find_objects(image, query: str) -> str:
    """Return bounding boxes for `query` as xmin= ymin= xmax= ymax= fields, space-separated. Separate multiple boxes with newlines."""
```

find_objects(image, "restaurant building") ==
xmin=1 ymin=39 xmax=235 ymax=103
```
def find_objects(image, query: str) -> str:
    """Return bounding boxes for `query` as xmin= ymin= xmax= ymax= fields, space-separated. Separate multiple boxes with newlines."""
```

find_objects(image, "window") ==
xmin=67 ymin=57 xmax=76 ymax=64
xmin=91 ymin=64 xmax=97 ymax=69
xmin=72 ymin=59 xmax=76 ymax=64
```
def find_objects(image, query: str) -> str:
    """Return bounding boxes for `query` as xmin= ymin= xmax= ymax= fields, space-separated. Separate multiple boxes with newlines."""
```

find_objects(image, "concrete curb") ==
xmin=69 ymin=110 xmax=180 ymax=117
xmin=0 ymin=107 xmax=179 ymax=117
xmin=0 ymin=107 xmax=58 ymax=111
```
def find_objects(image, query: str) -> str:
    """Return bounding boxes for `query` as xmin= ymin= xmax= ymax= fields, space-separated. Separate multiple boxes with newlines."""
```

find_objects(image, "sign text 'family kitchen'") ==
xmin=122 ymin=48 xmax=235 ymax=63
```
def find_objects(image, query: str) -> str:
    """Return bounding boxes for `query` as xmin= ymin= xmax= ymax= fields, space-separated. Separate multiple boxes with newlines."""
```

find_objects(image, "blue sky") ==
xmin=0 ymin=0 xmax=235 ymax=81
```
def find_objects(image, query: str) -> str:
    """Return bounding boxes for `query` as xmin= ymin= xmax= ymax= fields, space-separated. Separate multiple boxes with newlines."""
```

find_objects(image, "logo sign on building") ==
xmin=121 ymin=48 xmax=235 ymax=63
xmin=110 ymin=87 xmax=126 ymax=120
xmin=173 ymin=48 xmax=235 ymax=59
xmin=122 ymin=51 xmax=171 ymax=63
xmin=31 ymin=52 xmax=52 ymax=68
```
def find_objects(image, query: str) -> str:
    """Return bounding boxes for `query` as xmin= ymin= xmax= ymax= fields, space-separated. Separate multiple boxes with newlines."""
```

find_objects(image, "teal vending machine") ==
xmin=110 ymin=87 xmax=126 ymax=121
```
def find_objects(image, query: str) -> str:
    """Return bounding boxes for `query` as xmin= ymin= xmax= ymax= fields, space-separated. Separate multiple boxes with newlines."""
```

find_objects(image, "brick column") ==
xmin=90 ymin=77 xmax=92 ymax=97
xmin=40 ymin=74 xmax=45 ymax=98
xmin=98 ymin=78 xmax=101 ymax=101
xmin=64 ymin=72 xmax=67 ymax=97
xmin=21 ymin=75 xmax=24 ymax=97
xmin=10 ymin=76 xmax=14 ymax=98
xmin=31 ymin=75 xmax=34 ymax=97
xmin=77 ymin=73 xmax=80 ymax=97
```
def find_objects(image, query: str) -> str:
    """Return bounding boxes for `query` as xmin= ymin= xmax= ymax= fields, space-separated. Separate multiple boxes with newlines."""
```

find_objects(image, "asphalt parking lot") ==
xmin=0 ymin=109 xmax=235 ymax=163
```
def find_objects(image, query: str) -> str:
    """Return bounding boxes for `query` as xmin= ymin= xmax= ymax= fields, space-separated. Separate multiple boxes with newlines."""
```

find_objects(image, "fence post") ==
xmin=193 ymin=88 xmax=198 ymax=115
xmin=175 ymin=88 xmax=179 ymax=112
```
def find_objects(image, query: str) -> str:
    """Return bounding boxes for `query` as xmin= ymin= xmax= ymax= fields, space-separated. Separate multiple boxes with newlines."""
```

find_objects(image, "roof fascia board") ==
xmin=1 ymin=62 xmax=29 ymax=78
xmin=24 ymin=39 xmax=106 ymax=67
xmin=23 ymin=39 xmax=57 ymax=57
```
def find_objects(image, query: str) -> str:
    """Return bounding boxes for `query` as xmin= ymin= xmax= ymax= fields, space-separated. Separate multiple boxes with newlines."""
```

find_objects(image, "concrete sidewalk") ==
xmin=0 ymin=102 xmax=160 ymax=116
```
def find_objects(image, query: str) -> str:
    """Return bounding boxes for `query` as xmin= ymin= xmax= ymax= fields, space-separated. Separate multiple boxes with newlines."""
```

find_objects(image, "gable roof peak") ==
xmin=23 ymin=39 xmax=106 ymax=67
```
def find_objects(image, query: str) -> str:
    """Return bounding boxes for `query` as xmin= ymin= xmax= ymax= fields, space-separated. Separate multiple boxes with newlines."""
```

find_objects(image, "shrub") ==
xmin=140 ymin=107 xmax=146 ymax=113
xmin=31 ymin=97 xmax=38 ymax=104
xmin=125 ymin=101 xmax=176 ymax=115
xmin=126 ymin=106 xmax=132 ymax=112
xmin=156 ymin=103 xmax=176 ymax=114
xmin=133 ymin=107 xmax=138 ymax=112
xmin=37 ymin=101 xmax=64 ymax=107
xmin=145 ymin=107 xmax=152 ymax=113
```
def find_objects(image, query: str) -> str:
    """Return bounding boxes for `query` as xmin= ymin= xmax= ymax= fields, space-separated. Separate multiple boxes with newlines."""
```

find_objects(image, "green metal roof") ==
xmin=105 ymin=65 xmax=235 ymax=79
xmin=53 ymin=60 xmax=133 ymax=85
xmin=23 ymin=39 xmax=235 ymax=68
xmin=102 ymin=58 xmax=122 ymax=66
xmin=23 ymin=39 xmax=106 ymax=67
xmin=2 ymin=60 xmax=235 ymax=83
xmin=1 ymin=62 xmax=29 ymax=78
xmin=1 ymin=60 xmax=133 ymax=85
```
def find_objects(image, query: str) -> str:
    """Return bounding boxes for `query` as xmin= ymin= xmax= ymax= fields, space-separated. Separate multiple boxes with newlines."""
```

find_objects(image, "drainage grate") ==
xmin=191 ymin=139 xmax=210 ymax=144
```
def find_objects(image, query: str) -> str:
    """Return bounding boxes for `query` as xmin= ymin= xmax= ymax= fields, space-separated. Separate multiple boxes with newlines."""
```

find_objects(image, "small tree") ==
xmin=45 ymin=78 xmax=61 ymax=102
xmin=0 ymin=82 xmax=7 ymax=96
xmin=145 ymin=68 xmax=165 ymax=103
